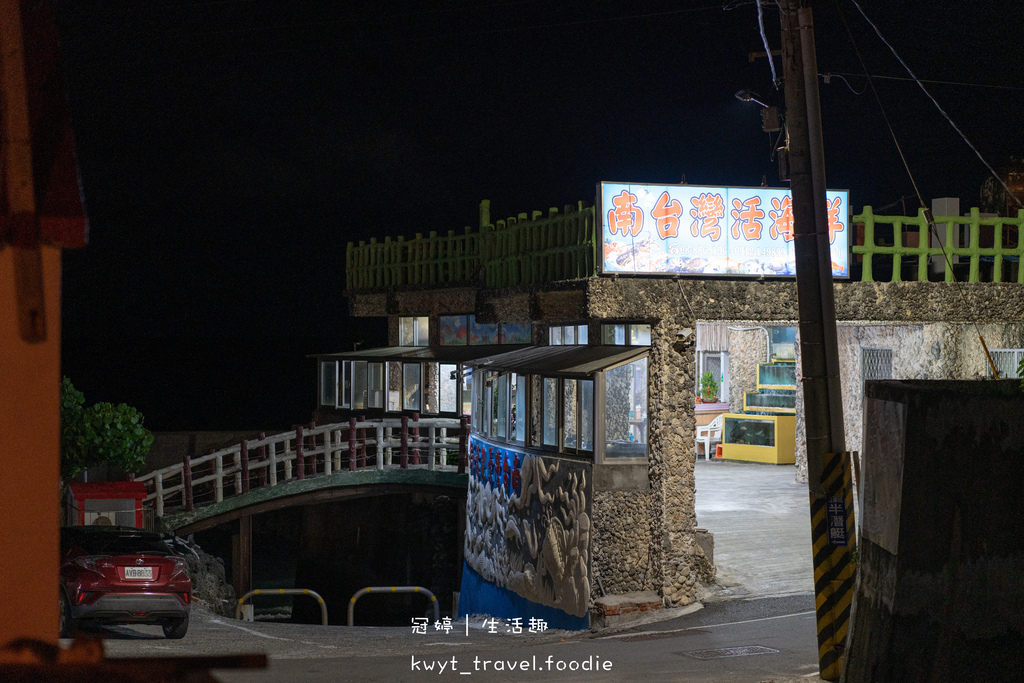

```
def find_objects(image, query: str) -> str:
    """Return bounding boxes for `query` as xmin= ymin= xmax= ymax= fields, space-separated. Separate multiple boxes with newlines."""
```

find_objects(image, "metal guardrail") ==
xmin=235 ymin=588 xmax=328 ymax=626
xmin=347 ymin=586 xmax=439 ymax=627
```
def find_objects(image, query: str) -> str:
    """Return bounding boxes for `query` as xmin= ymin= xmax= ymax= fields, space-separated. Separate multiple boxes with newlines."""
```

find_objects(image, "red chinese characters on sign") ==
xmin=769 ymin=196 xmax=795 ymax=242
xmin=729 ymin=197 xmax=765 ymax=240
xmin=689 ymin=193 xmax=724 ymax=241
xmin=827 ymin=196 xmax=845 ymax=244
xmin=652 ymin=191 xmax=683 ymax=240
xmin=607 ymin=190 xmax=643 ymax=237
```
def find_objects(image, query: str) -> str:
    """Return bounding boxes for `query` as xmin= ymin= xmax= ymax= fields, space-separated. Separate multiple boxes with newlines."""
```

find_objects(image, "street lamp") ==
xmin=734 ymin=89 xmax=768 ymax=108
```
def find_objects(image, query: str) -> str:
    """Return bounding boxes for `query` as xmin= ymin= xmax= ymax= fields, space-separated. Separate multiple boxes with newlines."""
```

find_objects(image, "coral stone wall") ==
xmin=590 ymin=490 xmax=658 ymax=594
xmin=727 ymin=328 xmax=770 ymax=411
xmin=349 ymin=278 xmax=1024 ymax=607
xmin=792 ymin=321 xmax=1024 ymax=483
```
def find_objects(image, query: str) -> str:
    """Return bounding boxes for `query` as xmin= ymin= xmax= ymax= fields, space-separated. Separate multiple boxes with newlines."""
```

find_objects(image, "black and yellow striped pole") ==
xmin=810 ymin=451 xmax=857 ymax=680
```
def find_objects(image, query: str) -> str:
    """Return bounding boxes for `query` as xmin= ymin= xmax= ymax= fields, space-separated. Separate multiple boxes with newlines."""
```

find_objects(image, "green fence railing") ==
xmin=345 ymin=227 xmax=483 ymax=291
xmin=346 ymin=202 xmax=596 ymax=291
xmin=481 ymin=202 xmax=595 ymax=289
xmin=348 ymin=204 xmax=1024 ymax=290
xmin=853 ymin=206 xmax=1024 ymax=283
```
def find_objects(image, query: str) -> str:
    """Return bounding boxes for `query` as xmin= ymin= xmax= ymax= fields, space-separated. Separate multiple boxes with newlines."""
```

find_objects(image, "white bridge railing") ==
xmin=135 ymin=416 xmax=468 ymax=518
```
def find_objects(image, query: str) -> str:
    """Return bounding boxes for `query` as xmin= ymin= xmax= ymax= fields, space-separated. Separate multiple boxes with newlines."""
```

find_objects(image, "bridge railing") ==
xmin=136 ymin=416 xmax=469 ymax=518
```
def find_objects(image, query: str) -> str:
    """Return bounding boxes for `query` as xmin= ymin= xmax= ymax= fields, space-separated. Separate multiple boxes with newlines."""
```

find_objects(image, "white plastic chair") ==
xmin=696 ymin=414 xmax=723 ymax=460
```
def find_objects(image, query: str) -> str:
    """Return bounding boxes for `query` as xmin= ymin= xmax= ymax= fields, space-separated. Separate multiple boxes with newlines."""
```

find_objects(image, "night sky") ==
xmin=53 ymin=1 xmax=1024 ymax=431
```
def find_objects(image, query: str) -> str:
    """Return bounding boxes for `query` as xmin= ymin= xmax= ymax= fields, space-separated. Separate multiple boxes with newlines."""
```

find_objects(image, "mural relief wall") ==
xmin=464 ymin=436 xmax=592 ymax=618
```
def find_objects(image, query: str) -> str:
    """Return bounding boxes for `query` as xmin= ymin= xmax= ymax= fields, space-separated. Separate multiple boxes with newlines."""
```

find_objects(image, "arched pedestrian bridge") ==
xmin=137 ymin=417 xmax=470 ymax=535
xmin=135 ymin=418 xmax=470 ymax=612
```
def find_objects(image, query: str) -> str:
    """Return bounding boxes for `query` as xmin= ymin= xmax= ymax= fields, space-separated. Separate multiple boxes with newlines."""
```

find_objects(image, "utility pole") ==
xmin=778 ymin=2 xmax=854 ymax=681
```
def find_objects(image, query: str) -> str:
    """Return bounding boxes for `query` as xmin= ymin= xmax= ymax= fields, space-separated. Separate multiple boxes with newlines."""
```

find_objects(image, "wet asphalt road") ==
xmin=71 ymin=461 xmax=823 ymax=682
xmin=85 ymin=593 xmax=822 ymax=682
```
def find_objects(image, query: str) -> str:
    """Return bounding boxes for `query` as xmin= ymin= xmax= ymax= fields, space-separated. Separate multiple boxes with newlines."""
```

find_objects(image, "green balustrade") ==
xmin=346 ymin=202 xmax=596 ymax=291
xmin=347 ymin=204 xmax=1024 ymax=290
xmin=852 ymin=206 xmax=1024 ymax=283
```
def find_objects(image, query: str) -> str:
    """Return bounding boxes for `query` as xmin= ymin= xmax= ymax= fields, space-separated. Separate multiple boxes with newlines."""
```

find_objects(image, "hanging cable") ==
xmin=848 ymin=0 xmax=1022 ymax=210
xmin=755 ymin=0 xmax=778 ymax=88
xmin=835 ymin=0 xmax=1003 ymax=378
xmin=820 ymin=72 xmax=866 ymax=95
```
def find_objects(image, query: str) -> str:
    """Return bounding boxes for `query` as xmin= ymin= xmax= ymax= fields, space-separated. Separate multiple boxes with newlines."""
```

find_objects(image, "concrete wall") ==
xmin=845 ymin=380 xmax=1024 ymax=682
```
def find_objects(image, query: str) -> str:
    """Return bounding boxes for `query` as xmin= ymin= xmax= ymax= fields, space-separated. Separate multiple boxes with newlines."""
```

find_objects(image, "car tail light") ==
xmin=76 ymin=591 xmax=101 ymax=606
xmin=180 ymin=592 xmax=190 ymax=605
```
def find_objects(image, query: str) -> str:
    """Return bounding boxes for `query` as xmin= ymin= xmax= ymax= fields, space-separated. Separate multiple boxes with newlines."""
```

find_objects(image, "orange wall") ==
xmin=0 ymin=244 xmax=61 ymax=643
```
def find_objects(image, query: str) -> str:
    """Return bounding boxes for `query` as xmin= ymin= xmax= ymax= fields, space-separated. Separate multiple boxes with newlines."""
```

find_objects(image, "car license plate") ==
xmin=124 ymin=566 xmax=154 ymax=580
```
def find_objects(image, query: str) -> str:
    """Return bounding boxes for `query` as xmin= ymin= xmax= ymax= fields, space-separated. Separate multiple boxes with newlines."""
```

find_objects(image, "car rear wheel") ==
xmin=162 ymin=616 xmax=188 ymax=639
xmin=59 ymin=594 xmax=77 ymax=638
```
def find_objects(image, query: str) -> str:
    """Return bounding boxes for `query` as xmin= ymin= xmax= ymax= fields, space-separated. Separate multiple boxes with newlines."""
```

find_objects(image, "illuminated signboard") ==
xmin=598 ymin=181 xmax=849 ymax=277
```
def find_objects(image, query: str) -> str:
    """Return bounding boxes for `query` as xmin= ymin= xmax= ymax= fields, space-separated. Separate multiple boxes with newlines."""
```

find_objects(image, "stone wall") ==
xmin=349 ymin=278 xmax=1024 ymax=608
xmin=590 ymin=490 xmax=658 ymax=595
xmin=791 ymin=321 xmax=1024 ymax=483
xmin=727 ymin=327 xmax=770 ymax=411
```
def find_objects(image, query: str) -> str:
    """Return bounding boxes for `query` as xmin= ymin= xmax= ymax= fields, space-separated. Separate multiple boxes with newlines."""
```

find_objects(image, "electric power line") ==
xmin=848 ymin=0 xmax=1022 ymax=210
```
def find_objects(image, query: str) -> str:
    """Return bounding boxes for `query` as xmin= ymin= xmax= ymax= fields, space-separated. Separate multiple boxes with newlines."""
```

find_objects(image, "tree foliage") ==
xmin=61 ymin=377 xmax=154 ymax=480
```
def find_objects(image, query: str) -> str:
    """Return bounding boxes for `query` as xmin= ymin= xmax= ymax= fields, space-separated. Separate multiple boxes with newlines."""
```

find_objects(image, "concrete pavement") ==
xmin=694 ymin=459 xmax=815 ymax=601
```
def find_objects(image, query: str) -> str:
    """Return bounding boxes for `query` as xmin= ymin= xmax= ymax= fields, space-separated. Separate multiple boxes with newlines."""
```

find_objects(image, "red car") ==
xmin=59 ymin=526 xmax=191 ymax=639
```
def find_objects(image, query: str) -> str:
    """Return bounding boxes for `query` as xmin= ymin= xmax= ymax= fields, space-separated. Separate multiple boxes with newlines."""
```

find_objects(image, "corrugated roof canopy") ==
xmin=465 ymin=345 xmax=648 ymax=378
xmin=314 ymin=345 xmax=532 ymax=363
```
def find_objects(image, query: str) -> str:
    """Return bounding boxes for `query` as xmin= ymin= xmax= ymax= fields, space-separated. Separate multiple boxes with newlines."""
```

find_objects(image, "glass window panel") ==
xmin=424 ymin=363 xmax=439 ymax=414
xmin=563 ymin=379 xmax=578 ymax=450
xmin=469 ymin=315 xmax=498 ymax=345
xmin=577 ymin=325 xmax=589 ymax=345
xmin=543 ymin=377 xmax=558 ymax=447
xmin=630 ymin=324 xmax=652 ymax=346
xmin=352 ymin=361 xmax=369 ymax=411
xmin=367 ymin=362 xmax=384 ymax=409
xmin=564 ymin=325 xmax=576 ymax=345
xmin=483 ymin=373 xmax=494 ymax=435
xmin=461 ymin=367 xmax=473 ymax=418
xmin=549 ymin=326 xmax=563 ymax=345
xmin=439 ymin=363 xmax=458 ymax=413
xmin=387 ymin=362 xmax=402 ymax=411
xmin=399 ymin=317 xmax=414 ymax=346
xmin=580 ymin=379 xmax=594 ymax=451
xmin=511 ymin=373 xmax=526 ymax=444
xmin=604 ymin=358 xmax=648 ymax=458
xmin=495 ymin=374 xmax=508 ymax=439
xmin=340 ymin=362 xmax=351 ymax=408
xmin=400 ymin=317 xmax=429 ymax=346
xmin=439 ymin=315 xmax=468 ymax=346
xmin=402 ymin=363 xmax=420 ymax=411
xmin=603 ymin=324 xmax=626 ymax=345
xmin=320 ymin=362 xmax=337 ymax=407
xmin=502 ymin=323 xmax=531 ymax=344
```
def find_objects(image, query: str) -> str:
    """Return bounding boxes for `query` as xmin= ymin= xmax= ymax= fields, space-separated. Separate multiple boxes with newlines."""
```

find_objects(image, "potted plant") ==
xmin=700 ymin=371 xmax=719 ymax=404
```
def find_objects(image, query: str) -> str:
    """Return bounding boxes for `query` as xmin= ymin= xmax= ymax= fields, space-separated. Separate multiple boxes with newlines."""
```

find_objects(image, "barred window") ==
xmin=861 ymin=348 xmax=892 ymax=383
xmin=988 ymin=349 xmax=1024 ymax=378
